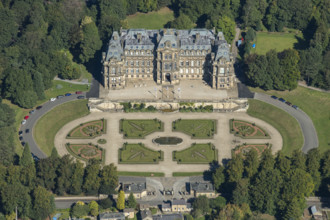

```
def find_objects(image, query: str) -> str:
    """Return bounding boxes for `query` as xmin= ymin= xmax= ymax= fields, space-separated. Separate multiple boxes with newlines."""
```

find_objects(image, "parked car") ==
xmin=285 ymin=101 xmax=292 ymax=106
xmin=25 ymin=129 xmax=30 ymax=133
xmin=50 ymin=97 xmax=56 ymax=101
xmin=19 ymin=136 xmax=23 ymax=141
xmin=75 ymin=91 xmax=83 ymax=94
xmin=292 ymin=105 xmax=299 ymax=110
xmin=65 ymin=93 xmax=72 ymax=96
xmin=36 ymin=106 xmax=42 ymax=110
xmin=24 ymin=115 xmax=29 ymax=120
xmin=29 ymin=110 xmax=35 ymax=114
xmin=77 ymin=95 xmax=85 ymax=99
xmin=57 ymin=95 xmax=64 ymax=99
xmin=21 ymin=141 xmax=25 ymax=147
xmin=31 ymin=153 xmax=40 ymax=161
xmin=271 ymin=95 xmax=278 ymax=99
xmin=18 ymin=131 xmax=23 ymax=135
xmin=21 ymin=120 xmax=27 ymax=125
xmin=278 ymin=98 xmax=286 ymax=103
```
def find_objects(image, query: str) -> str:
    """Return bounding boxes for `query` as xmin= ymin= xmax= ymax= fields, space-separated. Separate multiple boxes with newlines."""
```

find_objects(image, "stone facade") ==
xmin=102 ymin=28 xmax=236 ymax=90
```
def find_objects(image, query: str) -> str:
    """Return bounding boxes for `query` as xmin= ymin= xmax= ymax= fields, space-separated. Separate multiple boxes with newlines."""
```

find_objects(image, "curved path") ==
xmin=254 ymin=92 xmax=319 ymax=153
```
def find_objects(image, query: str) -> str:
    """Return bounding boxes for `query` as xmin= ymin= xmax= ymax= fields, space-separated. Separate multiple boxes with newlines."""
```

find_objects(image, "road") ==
xmin=254 ymin=93 xmax=319 ymax=153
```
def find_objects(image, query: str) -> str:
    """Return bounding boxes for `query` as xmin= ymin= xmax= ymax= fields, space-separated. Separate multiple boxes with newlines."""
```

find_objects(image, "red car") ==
xmin=75 ymin=91 xmax=82 ymax=94
xmin=24 ymin=115 xmax=29 ymax=120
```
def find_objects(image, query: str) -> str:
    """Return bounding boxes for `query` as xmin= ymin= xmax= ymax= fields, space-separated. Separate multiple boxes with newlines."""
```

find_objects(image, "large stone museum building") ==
xmin=101 ymin=28 xmax=236 ymax=90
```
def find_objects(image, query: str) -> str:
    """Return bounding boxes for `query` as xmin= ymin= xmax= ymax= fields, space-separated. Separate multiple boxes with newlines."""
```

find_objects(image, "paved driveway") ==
xmin=254 ymin=93 xmax=318 ymax=153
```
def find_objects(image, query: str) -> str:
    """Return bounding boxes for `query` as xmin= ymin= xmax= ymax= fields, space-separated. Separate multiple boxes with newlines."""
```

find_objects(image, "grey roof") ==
xmin=152 ymin=214 xmax=183 ymax=220
xmin=171 ymin=199 xmax=187 ymax=206
xmin=190 ymin=182 xmax=215 ymax=192
xmin=141 ymin=210 xmax=152 ymax=219
xmin=99 ymin=212 xmax=125 ymax=220
xmin=161 ymin=203 xmax=171 ymax=209
xmin=123 ymin=182 xmax=146 ymax=193
xmin=104 ymin=29 xmax=231 ymax=62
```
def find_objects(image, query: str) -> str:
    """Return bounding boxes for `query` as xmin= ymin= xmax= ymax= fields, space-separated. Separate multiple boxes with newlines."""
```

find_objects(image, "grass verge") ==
xmin=172 ymin=172 xmax=204 ymax=177
xmin=250 ymin=86 xmax=330 ymax=152
xmin=117 ymin=171 xmax=165 ymax=177
xmin=34 ymin=100 xmax=89 ymax=156
xmin=247 ymin=99 xmax=303 ymax=155
xmin=125 ymin=7 xmax=174 ymax=29
xmin=119 ymin=143 xmax=163 ymax=164
xmin=173 ymin=119 xmax=216 ymax=139
xmin=173 ymin=143 xmax=218 ymax=164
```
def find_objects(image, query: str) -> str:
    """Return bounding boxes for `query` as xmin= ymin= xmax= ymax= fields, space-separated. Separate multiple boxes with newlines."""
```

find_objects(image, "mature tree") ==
xmin=79 ymin=17 xmax=102 ymax=63
xmin=241 ymin=0 xmax=265 ymax=28
xmin=32 ymin=186 xmax=55 ymax=220
xmin=244 ymin=149 xmax=259 ymax=178
xmin=0 ymin=102 xmax=15 ymax=166
xmin=282 ymin=197 xmax=302 ymax=220
xmin=138 ymin=0 xmax=158 ymax=12
xmin=168 ymin=13 xmax=194 ymax=29
xmin=212 ymin=165 xmax=225 ymax=191
xmin=19 ymin=144 xmax=36 ymax=188
xmin=116 ymin=190 xmax=125 ymax=210
xmin=32 ymin=72 xmax=45 ymax=100
xmin=98 ymin=0 xmax=127 ymax=20
xmin=217 ymin=203 xmax=245 ymax=220
xmin=88 ymin=201 xmax=99 ymax=217
xmin=275 ymin=151 xmax=291 ymax=178
xmin=55 ymin=155 xmax=74 ymax=195
xmin=306 ymin=148 xmax=321 ymax=192
xmin=99 ymin=163 xmax=118 ymax=195
xmin=20 ymin=143 xmax=33 ymax=167
xmin=82 ymin=160 xmax=101 ymax=195
xmin=209 ymin=196 xmax=227 ymax=212
xmin=193 ymin=195 xmax=210 ymax=215
xmin=266 ymin=49 xmax=283 ymax=90
xmin=99 ymin=197 xmax=113 ymax=209
xmin=36 ymin=157 xmax=59 ymax=191
xmin=232 ymin=178 xmax=250 ymax=206
xmin=127 ymin=192 xmax=137 ymax=209
xmin=226 ymin=153 xmax=244 ymax=182
xmin=279 ymin=49 xmax=300 ymax=90
xmin=245 ymin=54 xmax=270 ymax=89
xmin=69 ymin=161 xmax=84 ymax=195
xmin=259 ymin=148 xmax=275 ymax=171
xmin=213 ymin=16 xmax=236 ymax=43
xmin=71 ymin=201 xmax=89 ymax=218
xmin=0 ymin=8 xmax=18 ymax=48
xmin=290 ymin=149 xmax=306 ymax=170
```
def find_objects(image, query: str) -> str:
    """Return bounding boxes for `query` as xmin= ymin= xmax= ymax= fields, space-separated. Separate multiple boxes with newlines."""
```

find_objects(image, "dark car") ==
xmin=292 ymin=105 xmax=299 ymax=110
xmin=25 ymin=129 xmax=29 ymax=133
xmin=21 ymin=141 xmax=25 ymax=147
xmin=65 ymin=93 xmax=72 ymax=96
xmin=75 ymin=91 xmax=83 ymax=94
xmin=285 ymin=101 xmax=292 ymax=106
xmin=271 ymin=95 xmax=278 ymax=99
xmin=18 ymin=131 xmax=23 ymax=135
xmin=77 ymin=95 xmax=85 ymax=99
xmin=278 ymin=98 xmax=286 ymax=103
xmin=29 ymin=110 xmax=35 ymax=114
xmin=36 ymin=106 xmax=42 ymax=110
xmin=57 ymin=95 xmax=64 ymax=99
xmin=19 ymin=136 xmax=23 ymax=141
xmin=31 ymin=153 xmax=40 ymax=161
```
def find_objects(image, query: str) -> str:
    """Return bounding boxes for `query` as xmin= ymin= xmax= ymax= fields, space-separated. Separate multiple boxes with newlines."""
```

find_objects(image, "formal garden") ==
xmin=230 ymin=119 xmax=270 ymax=139
xmin=233 ymin=143 xmax=271 ymax=156
xmin=120 ymin=119 xmax=164 ymax=138
xmin=172 ymin=119 xmax=217 ymax=138
xmin=67 ymin=119 xmax=106 ymax=139
xmin=118 ymin=143 xmax=164 ymax=164
xmin=65 ymin=143 xmax=105 ymax=162
xmin=173 ymin=143 xmax=218 ymax=164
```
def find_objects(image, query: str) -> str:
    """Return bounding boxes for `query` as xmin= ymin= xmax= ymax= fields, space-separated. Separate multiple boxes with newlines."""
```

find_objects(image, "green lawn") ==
xmin=250 ymin=86 xmax=330 ymax=152
xmin=119 ymin=143 xmax=163 ymax=164
xmin=117 ymin=171 xmax=165 ymax=177
xmin=251 ymin=31 xmax=302 ymax=55
xmin=125 ymin=7 xmax=174 ymax=29
xmin=247 ymin=99 xmax=303 ymax=155
xmin=120 ymin=119 xmax=163 ymax=138
xmin=34 ymin=100 xmax=89 ymax=156
xmin=172 ymin=172 xmax=204 ymax=177
xmin=173 ymin=119 xmax=216 ymax=138
xmin=173 ymin=143 xmax=218 ymax=164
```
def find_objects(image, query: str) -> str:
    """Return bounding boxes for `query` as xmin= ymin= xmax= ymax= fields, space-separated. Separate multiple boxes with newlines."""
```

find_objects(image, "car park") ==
xmin=278 ymin=98 xmax=286 ymax=103
xmin=21 ymin=120 xmax=27 ymax=125
xmin=285 ymin=101 xmax=292 ymax=106
xmin=24 ymin=115 xmax=29 ymax=120
xmin=57 ymin=95 xmax=64 ymax=99
xmin=76 ymin=91 xmax=83 ymax=94
xmin=77 ymin=95 xmax=85 ymax=99
xmin=25 ymin=129 xmax=30 ymax=133
xmin=65 ymin=93 xmax=71 ymax=96
xmin=271 ymin=95 xmax=278 ymax=99
xmin=19 ymin=131 xmax=23 ymax=135
xmin=50 ymin=97 xmax=56 ymax=101
xmin=292 ymin=105 xmax=299 ymax=110
xmin=29 ymin=110 xmax=35 ymax=114
xmin=36 ymin=106 xmax=42 ymax=110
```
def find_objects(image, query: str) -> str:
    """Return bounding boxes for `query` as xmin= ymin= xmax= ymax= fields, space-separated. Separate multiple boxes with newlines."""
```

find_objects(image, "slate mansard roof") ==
xmin=104 ymin=28 xmax=231 ymax=62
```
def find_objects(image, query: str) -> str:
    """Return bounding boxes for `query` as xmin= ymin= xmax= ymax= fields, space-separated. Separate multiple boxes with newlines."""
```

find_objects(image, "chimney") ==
xmin=196 ymin=33 xmax=200 ymax=41
xmin=137 ymin=33 xmax=142 ymax=43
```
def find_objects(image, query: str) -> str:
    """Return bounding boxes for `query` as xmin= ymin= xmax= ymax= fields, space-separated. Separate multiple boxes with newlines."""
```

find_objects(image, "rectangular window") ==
xmin=220 ymin=68 xmax=225 ymax=73
xmin=136 ymin=61 xmax=139 ymax=66
xmin=186 ymin=61 xmax=189 ymax=66
xmin=191 ymin=61 xmax=194 ymax=66
xmin=185 ymin=69 xmax=188 ymax=74
xmin=147 ymin=61 xmax=150 ymax=66
xmin=131 ymin=69 xmax=134 ymax=73
xmin=142 ymin=61 xmax=145 ymax=66
xmin=169 ymin=54 xmax=172 ymax=59
xmin=191 ymin=68 xmax=194 ymax=73
xmin=136 ymin=69 xmax=139 ymax=73
xmin=131 ymin=61 xmax=134 ymax=66
xmin=180 ymin=69 xmax=183 ymax=73
xmin=180 ymin=61 xmax=184 ymax=66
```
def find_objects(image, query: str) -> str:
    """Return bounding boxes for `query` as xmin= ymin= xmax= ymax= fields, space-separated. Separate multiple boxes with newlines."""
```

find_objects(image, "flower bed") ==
xmin=66 ymin=143 xmax=105 ymax=162
xmin=67 ymin=119 xmax=106 ymax=139
xmin=229 ymin=119 xmax=270 ymax=139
